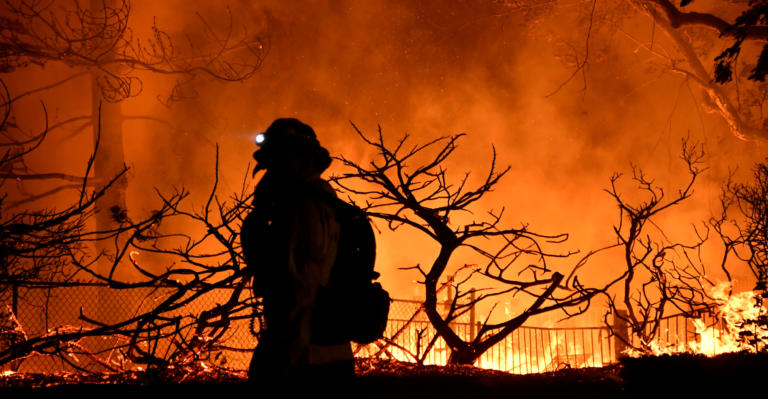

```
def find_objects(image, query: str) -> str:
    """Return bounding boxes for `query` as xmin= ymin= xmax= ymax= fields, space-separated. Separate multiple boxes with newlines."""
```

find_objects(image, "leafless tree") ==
xmin=0 ymin=145 xmax=258 ymax=372
xmin=1 ymin=0 xmax=268 ymax=239
xmin=0 ymin=78 xmax=122 ymax=291
xmin=332 ymin=124 xmax=605 ymax=365
xmin=639 ymin=0 xmax=768 ymax=82
xmin=601 ymin=140 xmax=716 ymax=354
xmin=711 ymin=159 xmax=768 ymax=352
xmin=0 ymin=1 xmax=267 ymax=372
xmin=0 ymin=73 xmax=259 ymax=371
xmin=0 ymin=0 xmax=266 ymax=101
xmin=728 ymin=161 xmax=768 ymax=292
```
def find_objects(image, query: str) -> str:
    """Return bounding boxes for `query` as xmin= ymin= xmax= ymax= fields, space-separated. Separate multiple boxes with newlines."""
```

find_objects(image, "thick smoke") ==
xmin=6 ymin=1 xmax=764 ymax=322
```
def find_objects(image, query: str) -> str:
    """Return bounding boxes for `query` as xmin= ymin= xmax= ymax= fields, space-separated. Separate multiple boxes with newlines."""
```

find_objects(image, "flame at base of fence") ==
xmin=360 ymin=286 xmax=767 ymax=374
xmin=625 ymin=285 xmax=767 ymax=358
xmin=356 ymin=325 xmax=616 ymax=375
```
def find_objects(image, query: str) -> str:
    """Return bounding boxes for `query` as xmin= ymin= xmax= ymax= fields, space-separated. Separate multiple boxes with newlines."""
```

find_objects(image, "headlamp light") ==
xmin=254 ymin=132 xmax=266 ymax=146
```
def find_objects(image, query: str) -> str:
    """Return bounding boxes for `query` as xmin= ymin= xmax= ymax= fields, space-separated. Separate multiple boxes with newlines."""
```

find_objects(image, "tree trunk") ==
xmin=448 ymin=347 xmax=480 ymax=365
xmin=91 ymin=72 xmax=127 ymax=265
xmin=634 ymin=0 xmax=758 ymax=141
xmin=90 ymin=1 xmax=128 ymax=334
xmin=90 ymin=0 xmax=128 ymax=271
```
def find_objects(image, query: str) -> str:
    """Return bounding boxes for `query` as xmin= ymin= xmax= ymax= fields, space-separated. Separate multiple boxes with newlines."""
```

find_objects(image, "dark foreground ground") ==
xmin=1 ymin=353 xmax=764 ymax=398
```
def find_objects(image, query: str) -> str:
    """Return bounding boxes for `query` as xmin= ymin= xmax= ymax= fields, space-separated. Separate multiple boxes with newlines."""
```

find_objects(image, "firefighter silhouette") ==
xmin=241 ymin=118 xmax=353 ymax=384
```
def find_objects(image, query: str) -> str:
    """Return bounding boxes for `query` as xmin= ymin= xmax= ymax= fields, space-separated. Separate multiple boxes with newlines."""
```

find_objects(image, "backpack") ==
xmin=311 ymin=190 xmax=391 ymax=345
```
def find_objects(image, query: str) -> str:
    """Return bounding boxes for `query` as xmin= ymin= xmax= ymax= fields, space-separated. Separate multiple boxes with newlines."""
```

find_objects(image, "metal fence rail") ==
xmin=623 ymin=308 xmax=725 ymax=355
xmin=355 ymin=319 xmax=615 ymax=374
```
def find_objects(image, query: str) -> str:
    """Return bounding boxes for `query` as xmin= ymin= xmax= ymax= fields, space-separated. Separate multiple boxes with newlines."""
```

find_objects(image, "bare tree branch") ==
xmin=332 ymin=124 xmax=604 ymax=365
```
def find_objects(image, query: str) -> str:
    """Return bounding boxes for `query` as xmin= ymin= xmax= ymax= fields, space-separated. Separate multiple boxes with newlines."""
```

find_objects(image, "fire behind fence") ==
xmin=1 ymin=282 xmax=723 ymax=374
xmin=356 ymin=299 xmax=617 ymax=374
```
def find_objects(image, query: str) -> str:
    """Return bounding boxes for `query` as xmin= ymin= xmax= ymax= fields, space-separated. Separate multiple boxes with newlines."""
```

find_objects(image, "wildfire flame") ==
xmin=369 ymin=282 xmax=767 ymax=374
xmin=688 ymin=283 xmax=768 ymax=356
xmin=624 ymin=282 xmax=768 ymax=358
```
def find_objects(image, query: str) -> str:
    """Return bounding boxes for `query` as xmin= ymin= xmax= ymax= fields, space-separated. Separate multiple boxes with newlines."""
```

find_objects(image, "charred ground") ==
xmin=1 ymin=353 xmax=764 ymax=397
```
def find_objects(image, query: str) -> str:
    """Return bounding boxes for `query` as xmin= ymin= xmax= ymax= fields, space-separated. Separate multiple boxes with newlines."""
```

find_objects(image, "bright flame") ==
xmin=356 ymin=325 xmax=613 ymax=374
xmin=357 ymin=282 xmax=766 ymax=375
xmin=688 ymin=283 xmax=767 ymax=356
xmin=623 ymin=282 xmax=768 ymax=358
xmin=1 ymin=370 xmax=14 ymax=377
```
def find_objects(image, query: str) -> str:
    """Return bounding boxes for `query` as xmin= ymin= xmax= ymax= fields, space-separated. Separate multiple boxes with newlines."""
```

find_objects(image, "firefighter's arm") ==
xmin=240 ymin=205 xmax=292 ymax=297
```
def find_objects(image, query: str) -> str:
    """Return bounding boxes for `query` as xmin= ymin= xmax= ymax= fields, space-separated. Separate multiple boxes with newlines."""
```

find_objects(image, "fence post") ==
xmin=612 ymin=309 xmax=629 ymax=360
xmin=445 ymin=286 xmax=454 ymax=334
xmin=469 ymin=290 xmax=476 ymax=341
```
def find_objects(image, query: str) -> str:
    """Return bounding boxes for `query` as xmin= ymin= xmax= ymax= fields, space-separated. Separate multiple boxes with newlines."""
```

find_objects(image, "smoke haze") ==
xmin=5 ymin=0 xmax=765 ymax=322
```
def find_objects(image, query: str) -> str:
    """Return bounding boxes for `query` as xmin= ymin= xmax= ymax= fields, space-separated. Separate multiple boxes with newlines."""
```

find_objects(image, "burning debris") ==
xmin=0 ymin=363 xmax=248 ymax=389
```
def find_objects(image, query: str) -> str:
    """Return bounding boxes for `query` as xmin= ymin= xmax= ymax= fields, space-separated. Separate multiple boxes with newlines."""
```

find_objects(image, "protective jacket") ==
xmin=242 ymin=171 xmax=352 ymax=378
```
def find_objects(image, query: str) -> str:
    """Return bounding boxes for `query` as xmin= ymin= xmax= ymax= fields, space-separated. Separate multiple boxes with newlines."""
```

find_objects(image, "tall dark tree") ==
xmin=504 ymin=0 xmax=768 ymax=141
xmin=630 ymin=0 xmax=768 ymax=141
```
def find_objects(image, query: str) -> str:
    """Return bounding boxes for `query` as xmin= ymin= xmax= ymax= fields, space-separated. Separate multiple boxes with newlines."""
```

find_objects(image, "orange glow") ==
xmin=358 ymin=332 xmax=614 ymax=375
xmin=4 ymin=0 xmax=768 ymax=377
xmin=3 ymin=0 xmax=760 ymax=300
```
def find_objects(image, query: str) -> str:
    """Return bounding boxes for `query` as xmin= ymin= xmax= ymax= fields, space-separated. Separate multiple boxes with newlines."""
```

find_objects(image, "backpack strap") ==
xmin=311 ymin=188 xmax=378 ymax=280
xmin=308 ymin=187 xmax=390 ymax=345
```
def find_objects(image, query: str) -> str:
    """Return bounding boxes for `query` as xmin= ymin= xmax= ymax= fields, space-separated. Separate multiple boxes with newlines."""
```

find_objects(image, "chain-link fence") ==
xmin=2 ymin=282 xmax=257 ymax=372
